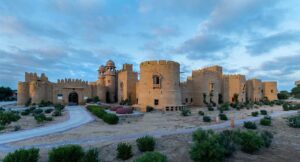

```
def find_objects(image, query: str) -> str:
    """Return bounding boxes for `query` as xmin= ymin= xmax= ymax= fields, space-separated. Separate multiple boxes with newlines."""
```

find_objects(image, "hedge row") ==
xmin=87 ymin=105 xmax=119 ymax=124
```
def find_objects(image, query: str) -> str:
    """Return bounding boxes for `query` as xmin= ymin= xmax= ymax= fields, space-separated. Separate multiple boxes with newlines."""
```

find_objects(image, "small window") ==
xmin=153 ymin=75 xmax=160 ymax=84
xmin=154 ymin=99 xmax=159 ymax=105
xmin=166 ymin=107 xmax=169 ymax=111
xmin=271 ymin=90 xmax=274 ymax=93
xmin=136 ymin=98 xmax=138 ymax=104
xmin=171 ymin=107 xmax=174 ymax=111
xmin=190 ymin=98 xmax=193 ymax=103
xmin=175 ymin=107 xmax=178 ymax=111
xmin=185 ymin=98 xmax=188 ymax=103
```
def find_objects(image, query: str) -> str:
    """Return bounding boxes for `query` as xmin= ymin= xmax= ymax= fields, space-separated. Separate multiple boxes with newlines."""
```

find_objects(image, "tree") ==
xmin=277 ymin=91 xmax=290 ymax=100
xmin=0 ymin=87 xmax=13 ymax=101
xmin=291 ymin=85 xmax=300 ymax=99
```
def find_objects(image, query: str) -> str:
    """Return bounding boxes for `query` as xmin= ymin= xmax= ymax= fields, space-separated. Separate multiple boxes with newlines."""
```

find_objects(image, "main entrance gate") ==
xmin=68 ymin=92 xmax=78 ymax=105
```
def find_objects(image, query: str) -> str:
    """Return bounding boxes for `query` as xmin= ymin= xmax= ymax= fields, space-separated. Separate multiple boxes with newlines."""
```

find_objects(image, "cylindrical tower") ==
xmin=137 ymin=60 xmax=182 ymax=111
xmin=105 ymin=60 xmax=117 ymax=103
xmin=17 ymin=82 xmax=29 ymax=105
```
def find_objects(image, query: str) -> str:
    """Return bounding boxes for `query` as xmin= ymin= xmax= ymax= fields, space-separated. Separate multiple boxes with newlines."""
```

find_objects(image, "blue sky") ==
xmin=0 ymin=0 xmax=300 ymax=91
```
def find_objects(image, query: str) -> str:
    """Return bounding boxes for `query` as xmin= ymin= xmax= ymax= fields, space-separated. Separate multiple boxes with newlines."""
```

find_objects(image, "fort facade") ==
xmin=17 ymin=60 xmax=278 ymax=112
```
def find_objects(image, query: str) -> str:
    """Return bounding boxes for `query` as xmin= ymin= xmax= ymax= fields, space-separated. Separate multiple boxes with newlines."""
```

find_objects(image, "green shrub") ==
xmin=207 ymin=104 xmax=214 ymax=111
xmin=117 ymin=143 xmax=132 ymax=160
xmin=45 ymin=108 xmax=54 ymax=114
xmin=81 ymin=148 xmax=99 ymax=162
xmin=218 ymin=130 xmax=238 ymax=157
xmin=136 ymin=136 xmax=156 ymax=152
xmin=260 ymin=118 xmax=271 ymax=126
xmin=219 ymin=113 xmax=228 ymax=121
xmin=33 ymin=109 xmax=43 ymax=115
xmin=198 ymin=111 xmax=204 ymax=116
xmin=29 ymin=106 xmax=36 ymax=112
xmin=220 ymin=102 xmax=230 ymax=111
xmin=190 ymin=129 xmax=225 ymax=162
xmin=244 ymin=121 xmax=257 ymax=129
xmin=3 ymin=148 xmax=39 ymax=162
xmin=146 ymin=106 xmax=154 ymax=112
xmin=48 ymin=145 xmax=84 ymax=162
xmin=251 ymin=111 xmax=259 ymax=117
xmin=260 ymin=131 xmax=273 ymax=148
xmin=38 ymin=100 xmax=52 ymax=107
xmin=21 ymin=109 xmax=30 ymax=116
xmin=0 ymin=111 xmax=21 ymax=125
xmin=14 ymin=125 xmax=21 ymax=131
xmin=260 ymin=110 xmax=267 ymax=115
xmin=287 ymin=115 xmax=300 ymax=128
xmin=238 ymin=131 xmax=264 ymax=154
xmin=34 ymin=114 xmax=46 ymax=123
xmin=103 ymin=113 xmax=119 ymax=124
xmin=134 ymin=152 xmax=168 ymax=162
xmin=54 ymin=104 xmax=65 ymax=110
xmin=181 ymin=108 xmax=191 ymax=116
xmin=283 ymin=103 xmax=290 ymax=111
xmin=203 ymin=116 xmax=211 ymax=122
xmin=45 ymin=117 xmax=53 ymax=121
xmin=52 ymin=109 xmax=62 ymax=117
xmin=0 ymin=124 xmax=5 ymax=131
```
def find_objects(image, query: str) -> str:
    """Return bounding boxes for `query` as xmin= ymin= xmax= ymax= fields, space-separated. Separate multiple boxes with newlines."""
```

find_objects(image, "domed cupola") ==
xmin=98 ymin=65 xmax=106 ymax=79
xmin=106 ymin=60 xmax=115 ymax=68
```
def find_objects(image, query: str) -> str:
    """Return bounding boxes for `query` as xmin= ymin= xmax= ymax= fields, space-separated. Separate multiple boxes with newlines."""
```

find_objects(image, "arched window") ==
xmin=153 ymin=75 xmax=160 ymax=84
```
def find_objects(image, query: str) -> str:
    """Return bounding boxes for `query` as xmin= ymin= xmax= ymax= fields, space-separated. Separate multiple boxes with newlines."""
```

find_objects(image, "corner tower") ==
xmin=105 ymin=60 xmax=117 ymax=103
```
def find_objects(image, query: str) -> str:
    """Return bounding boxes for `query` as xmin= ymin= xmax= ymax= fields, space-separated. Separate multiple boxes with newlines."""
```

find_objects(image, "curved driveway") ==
xmin=0 ymin=106 xmax=94 ymax=145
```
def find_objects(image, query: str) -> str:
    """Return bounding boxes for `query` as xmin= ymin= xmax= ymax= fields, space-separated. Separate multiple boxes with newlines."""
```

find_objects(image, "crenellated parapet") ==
xmin=56 ymin=78 xmax=89 ymax=87
xmin=140 ymin=60 xmax=180 ymax=68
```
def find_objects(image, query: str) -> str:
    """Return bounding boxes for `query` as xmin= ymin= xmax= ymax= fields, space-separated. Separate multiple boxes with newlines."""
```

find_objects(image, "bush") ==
xmin=283 ymin=103 xmax=290 ymax=111
xmin=260 ymin=131 xmax=273 ymax=148
xmin=34 ymin=114 xmax=46 ymax=123
xmin=117 ymin=143 xmax=132 ymax=160
xmin=48 ymin=145 xmax=84 ymax=162
xmin=82 ymin=148 xmax=99 ymax=162
xmin=244 ymin=121 xmax=257 ymax=129
xmin=116 ymin=108 xmax=133 ymax=114
xmin=103 ymin=113 xmax=119 ymax=124
xmin=260 ymin=110 xmax=267 ymax=115
xmin=14 ymin=125 xmax=21 ymax=131
xmin=190 ymin=129 xmax=225 ymax=162
xmin=3 ymin=148 xmax=39 ymax=162
xmin=260 ymin=117 xmax=271 ymax=126
xmin=134 ymin=152 xmax=168 ymax=162
xmin=33 ymin=109 xmax=43 ymax=115
xmin=219 ymin=113 xmax=228 ymax=121
xmin=238 ymin=131 xmax=264 ymax=154
xmin=287 ymin=115 xmax=300 ymax=128
xmin=203 ymin=116 xmax=211 ymax=122
xmin=87 ymin=105 xmax=119 ymax=124
xmin=38 ymin=100 xmax=52 ymax=107
xmin=218 ymin=130 xmax=238 ymax=157
xmin=181 ymin=108 xmax=191 ymax=116
xmin=0 ymin=124 xmax=5 ymax=131
xmin=54 ymin=104 xmax=65 ymax=111
xmin=136 ymin=136 xmax=156 ymax=152
xmin=146 ymin=106 xmax=154 ymax=112
xmin=52 ymin=109 xmax=62 ymax=117
xmin=207 ymin=104 xmax=214 ymax=111
xmin=21 ymin=109 xmax=30 ymax=116
xmin=0 ymin=111 xmax=21 ymax=125
xmin=45 ymin=108 xmax=54 ymax=114
xmin=198 ymin=111 xmax=204 ymax=116
xmin=251 ymin=111 xmax=259 ymax=117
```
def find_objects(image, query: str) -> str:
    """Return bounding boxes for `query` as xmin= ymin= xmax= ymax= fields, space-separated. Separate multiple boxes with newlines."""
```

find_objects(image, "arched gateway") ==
xmin=68 ymin=92 xmax=79 ymax=105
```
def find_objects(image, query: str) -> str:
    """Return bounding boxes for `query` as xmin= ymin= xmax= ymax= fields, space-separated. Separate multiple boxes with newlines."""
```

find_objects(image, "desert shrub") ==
xmin=136 ymin=136 xmax=156 ymax=152
xmin=190 ymin=129 xmax=225 ymax=162
xmin=3 ymin=148 xmax=39 ymax=162
xmin=238 ymin=130 xmax=265 ymax=154
xmin=117 ymin=143 xmax=132 ymax=160
xmin=33 ymin=109 xmax=43 ymax=115
xmin=116 ymin=108 xmax=133 ymax=114
xmin=81 ymin=148 xmax=99 ymax=162
xmin=287 ymin=115 xmax=300 ymax=128
xmin=45 ymin=116 xmax=53 ymax=121
xmin=29 ymin=106 xmax=36 ymax=112
xmin=14 ymin=125 xmax=21 ymax=131
xmin=52 ymin=109 xmax=62 ymax=117
xmin=244 ymin=121 xmax=257 ymax=129
xmin=103 ymin=113 xmax=119 ymax=124
xmin=220 ymin=102 xmax=230 ymax=111
xmin=134 ymin=152 xmax=168 ymax=162
xmin=48 ymin=145 xmax=84 ymax=162
xmin=93 ymin=96 xmax=100 ymax=103
xmin=219 ymin=113 xmax=228 ymax=121
xmin=54 ymin=104 xmax=65 ymax=111
xmin=282 ymin=103 xmax=290 ymax=111
xmin=181 ymin=108 xmax=191 ymax=116
xmin=260 ymin=131 xmax=273 ymax=148
xmin=260 ymin=110 xmax=267 ymax=115
xmin=260 ymin=117 xmax=271 ymax=126
xmin=203 ymin=116 xmax=211 ymax=122
xmin=207 ymin=104 xmax=214 ymax=111
xmin=198 ymin=111 xmax=204 ymax=116
xmin=146 ymin=106 xmax=154 ymax=112
xmin=34 ymin=113 xmax=46 ymax=123
xmin=218 ymin=130 xmax=238 ymax=157
xmin=45 ymin=108 xmax=54 ymax=114
xmin=38 ymin=100 xmax=52 ymax=107
xmin=251 ymin=111 xmax=259 ymax=117
xmin=21 ymin=109 xmax=31 ymax=116
xmin=0 ymin=111 xmax=21 ymax=125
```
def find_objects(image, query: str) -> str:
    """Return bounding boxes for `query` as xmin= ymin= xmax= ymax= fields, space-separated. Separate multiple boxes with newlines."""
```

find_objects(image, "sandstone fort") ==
xmin=17 ymin=60 xmax=278 ymax=112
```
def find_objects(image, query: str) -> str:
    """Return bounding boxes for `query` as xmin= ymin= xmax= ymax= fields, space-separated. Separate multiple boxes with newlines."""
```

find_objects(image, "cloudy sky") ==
xmin=0 ymin=0 xmax=300 ymax=91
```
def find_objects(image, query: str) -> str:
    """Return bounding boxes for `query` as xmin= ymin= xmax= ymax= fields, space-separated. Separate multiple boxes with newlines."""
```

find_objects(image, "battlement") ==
xmin=192 ymin=65 xmax=223 ymax=76
xmin=57 ymin=78 xmax=88 ymax=86
xmin=223 ymin=74 xmax=246 ymax=79
xmin=262 ymin=81 xmax=277 ymax=85
xmin=25 ymin=72 xmax=48 ymax=82
xmin=140 ymin=60 xmax=180 ymax=67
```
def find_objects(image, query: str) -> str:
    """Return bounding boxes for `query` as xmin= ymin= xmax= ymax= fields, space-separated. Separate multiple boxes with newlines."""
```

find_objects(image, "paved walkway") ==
xmin=0 ymin=106 xmax=94 ymax=145
xmin=0 ymin=110 xmax=297 ymax=152
xmin=0 ymin=101 xmax=16 ymax=107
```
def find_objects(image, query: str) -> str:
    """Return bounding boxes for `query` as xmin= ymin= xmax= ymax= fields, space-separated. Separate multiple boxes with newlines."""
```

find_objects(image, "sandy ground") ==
xmin=8 ymin=105 xmax=282 ymax=147
xmin=0 ymin=107 xmax=69 ymax=133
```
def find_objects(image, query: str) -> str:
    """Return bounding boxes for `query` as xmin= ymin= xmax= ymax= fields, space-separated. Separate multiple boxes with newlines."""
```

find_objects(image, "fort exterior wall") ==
xmin=263 ymin=82 xmax=278 ymax=101
xmin=222 ymin=74 xmax=246 ymax=103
